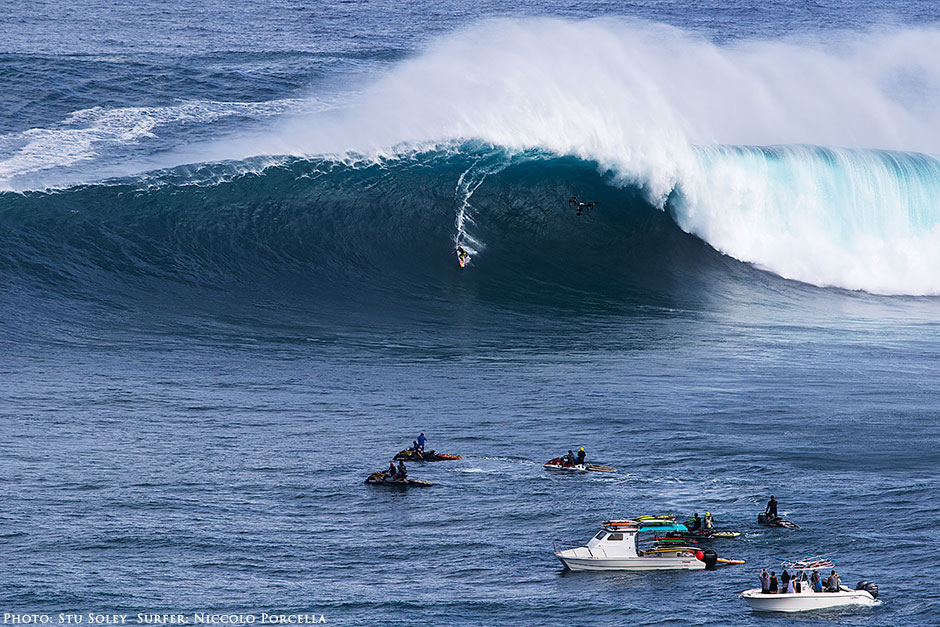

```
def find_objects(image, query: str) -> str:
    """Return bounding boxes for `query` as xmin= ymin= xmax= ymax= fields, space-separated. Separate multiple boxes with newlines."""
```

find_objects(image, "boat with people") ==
xmin=553 ymin=519 xmax=743 ymax=571
xmin=757 ymin=512 xmax=800 ymax=529
xmin=740 ymin=556 xmax=878 ymax=612
xmin=393 ymin=449 xmax=461 ymax=462
xmin=543 ymin=457 xmax=616 ymax=473
xmin=544 ymin=448 xmax=615 ymax=472
xmin=365 ymin=470 xmax=434 ymax=487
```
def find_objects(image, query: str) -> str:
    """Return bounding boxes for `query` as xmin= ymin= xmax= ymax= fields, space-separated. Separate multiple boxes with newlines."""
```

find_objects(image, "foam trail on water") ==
xmin=453 ymin=155 xmax=508 ymax=256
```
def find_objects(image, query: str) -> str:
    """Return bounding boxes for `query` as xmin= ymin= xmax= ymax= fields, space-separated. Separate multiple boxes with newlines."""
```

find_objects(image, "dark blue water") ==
xmin=2 ymin=1 xmax=940 ymax=625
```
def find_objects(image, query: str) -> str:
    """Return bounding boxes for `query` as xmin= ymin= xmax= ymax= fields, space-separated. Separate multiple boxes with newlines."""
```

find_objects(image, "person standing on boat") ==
xmin=786 ymin=577 xmax=796 ymax=594
xmin=769 ymin=572 xmax=778 ymax=594
xmin=826 ymin=570 xmax=840 ymax=592
xmin=766 ymin=496 xmax=778 ymax=519
xmin=417 ymin=433 xmax=427 ymax=452
xmin=781 ymin=569 xmax=790 ymax=591
xmin=811 ymin=570 xmax=822 ymax=592
xmin=576 ymin=448 xmax=586 ymax=464
xmin=759 ymin=569 xmax=770 ymax=594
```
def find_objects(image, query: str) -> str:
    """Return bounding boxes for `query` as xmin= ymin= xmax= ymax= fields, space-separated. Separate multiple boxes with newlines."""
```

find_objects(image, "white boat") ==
xmin=740 ymin=558 xmax=878 ymax=612
xmin=553 ymin=520 xmax=718 ymax=571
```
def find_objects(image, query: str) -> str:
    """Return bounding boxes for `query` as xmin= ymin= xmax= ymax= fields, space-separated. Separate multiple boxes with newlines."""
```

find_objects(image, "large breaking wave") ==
xmin=4 ymin=18 xmax=940 ymax=298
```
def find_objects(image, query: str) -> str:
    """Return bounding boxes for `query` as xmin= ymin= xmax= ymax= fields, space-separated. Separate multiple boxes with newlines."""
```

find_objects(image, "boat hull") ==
xmin=556 ymin=550 xmax=706 ymax=571
xmin=740 ymin=588 xmax=875 ymax=612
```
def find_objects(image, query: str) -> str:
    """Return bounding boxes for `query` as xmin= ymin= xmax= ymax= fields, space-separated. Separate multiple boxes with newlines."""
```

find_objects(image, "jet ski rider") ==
xmin=397 ymin=460 xmax=407 ymax=479
xmin=576 ymin=448 xmax=586 ymax=464
xmin=766 ymin=496 xmax=778 ymax=519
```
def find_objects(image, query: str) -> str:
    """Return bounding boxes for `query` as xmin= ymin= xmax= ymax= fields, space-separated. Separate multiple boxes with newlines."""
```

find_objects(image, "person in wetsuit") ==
xmin=455 ymin=247 xmax=469 ymax=265
xmin=564 ymin=449 xmax=576 ymax=465
xmin=576 ymin=448 xmax=586 ymax=464
xmin=691 ymin=513 xmax=702 ymax=532
xmin=387 ymin=461 xmax=397 ymax=479
xmin=766 ymin=496 xmax=778 ymax=519
xmin=397 ymin=460 xmax=407 ymax=480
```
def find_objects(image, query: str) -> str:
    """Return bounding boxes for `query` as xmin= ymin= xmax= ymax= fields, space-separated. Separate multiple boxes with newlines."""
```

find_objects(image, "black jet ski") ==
xmin=393 ymin=449 xmax=461 ymax=462
xmin=365 ymin=471 xmax=434 ymax=487
xmin=757 ymin=512 xmax=800 ymax=529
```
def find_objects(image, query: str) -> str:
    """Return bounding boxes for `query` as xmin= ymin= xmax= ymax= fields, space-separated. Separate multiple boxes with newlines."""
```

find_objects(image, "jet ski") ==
xmin=543 ymin=457 xmax=616 ymax=473
xmin=393 ymin=449 xmax=462 ymax=462
xmin=680 ymin=517 xmax=741 ymax=538
xmin=365 ymin=471 xmax=434 ymax=487
xmin=758 ymin=512 xmax=800 ymax=529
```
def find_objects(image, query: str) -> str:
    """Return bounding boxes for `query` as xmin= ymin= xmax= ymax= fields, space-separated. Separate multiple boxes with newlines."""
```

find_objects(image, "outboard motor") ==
xmin=856 ymin=581 xmax=878 ymax=599
xmin=696 ymin=548 xmax=719 ymax=570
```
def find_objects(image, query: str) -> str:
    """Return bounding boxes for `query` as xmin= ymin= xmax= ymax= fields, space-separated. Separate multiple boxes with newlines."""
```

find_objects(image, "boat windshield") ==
xmin=594 ymin=531 xmax=607 ymax=540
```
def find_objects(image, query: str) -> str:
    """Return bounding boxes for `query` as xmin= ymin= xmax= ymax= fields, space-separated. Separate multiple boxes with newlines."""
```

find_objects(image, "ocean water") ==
xmin=2 ymin=1 xmax=940 ymax=625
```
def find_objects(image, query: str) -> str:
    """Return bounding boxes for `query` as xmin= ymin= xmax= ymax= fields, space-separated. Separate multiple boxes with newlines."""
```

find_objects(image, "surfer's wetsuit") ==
xmin=766 ymin=498 xmax=778 ymax=518
xmin=576 ymin=449 xmax=586 ymax=464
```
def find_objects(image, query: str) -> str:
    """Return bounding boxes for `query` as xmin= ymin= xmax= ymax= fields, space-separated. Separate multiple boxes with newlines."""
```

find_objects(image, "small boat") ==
xmin=758 ymin=513 xmax=800 ymax=529
xmin=365 ymin=471 xmax=434 ymax=487
xmin=393 ymin=449 xmax=461 ymax=462
xmin=553 ymin=519 xmax=742 ymax=571
xmin=740 ymin=557 xmax=878 ymax=612
xmin=543 ymin=458 xmax=617 ymax=473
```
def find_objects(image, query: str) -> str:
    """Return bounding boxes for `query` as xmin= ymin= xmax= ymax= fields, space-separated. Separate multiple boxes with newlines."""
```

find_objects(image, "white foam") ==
xmin=0 ymin=99 xmax=308 ymax=188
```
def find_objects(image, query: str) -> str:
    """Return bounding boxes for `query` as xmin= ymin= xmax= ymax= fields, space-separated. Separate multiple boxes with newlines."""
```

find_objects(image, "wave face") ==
xmin=0 ymin=150 xmax=738 ymax=322
xmin=6 ymin=19 xmax=940 ymax=297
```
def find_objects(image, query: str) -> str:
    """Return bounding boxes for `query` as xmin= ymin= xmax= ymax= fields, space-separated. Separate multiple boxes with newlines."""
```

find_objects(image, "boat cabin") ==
xmin=586 ymin=520 xmax=693 ymax=556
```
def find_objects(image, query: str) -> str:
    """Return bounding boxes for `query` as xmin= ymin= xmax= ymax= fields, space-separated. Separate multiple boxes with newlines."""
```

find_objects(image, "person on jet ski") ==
xmin=576 ymin=448 xmax=586 ymax=464
xmin=387 ymin=461 xmax=397 ymax=479
xmin=766 ymin=496 xmax=778 ymax=519
xmin=397 ymin=460 xmax=407 ymax=479
xmin=564 ymin=450 xmax=576 ymax=466
xmin=704 ymin=512 xmax=714 ymax=531
xmin=417 ymin=433 xmax=427 ymax=451
xmin=691 ymin=513 xmax=702 ymax=532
